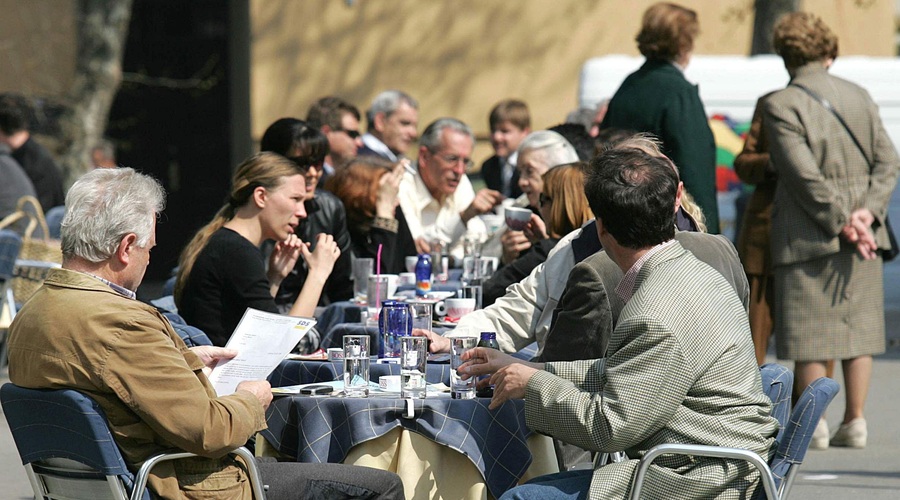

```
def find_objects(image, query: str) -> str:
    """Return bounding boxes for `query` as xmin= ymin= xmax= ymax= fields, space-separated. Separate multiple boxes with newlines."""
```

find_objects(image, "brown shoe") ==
xmin=830 ymin=418 xmax=867 ymax=448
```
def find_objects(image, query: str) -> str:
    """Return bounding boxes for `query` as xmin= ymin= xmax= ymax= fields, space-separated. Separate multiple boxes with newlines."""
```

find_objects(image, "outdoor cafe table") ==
xmin=258 ymin=392 xmax=558 ymax=500
xmin=268 ymin=357 xmax=454 ymax=387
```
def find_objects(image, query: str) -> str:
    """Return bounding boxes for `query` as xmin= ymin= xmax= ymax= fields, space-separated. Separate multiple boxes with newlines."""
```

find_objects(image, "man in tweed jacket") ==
xmin=462 ymin=149 xmax=778 ymax=499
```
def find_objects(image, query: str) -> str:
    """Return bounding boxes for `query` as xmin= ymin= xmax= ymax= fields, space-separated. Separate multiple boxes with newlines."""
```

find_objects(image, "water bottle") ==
xmin=476 ymin=332 xmax=500 ymax=397
xmin=415 ymin=253 xmax=432 ymax=296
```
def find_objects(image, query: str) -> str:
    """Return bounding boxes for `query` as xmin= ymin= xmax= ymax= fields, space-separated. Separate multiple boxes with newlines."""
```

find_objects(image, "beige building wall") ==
xmin=0 ymin=0 xmax=77 ymax=98
xmin=250 ymin=0 xmax=895 ymax=163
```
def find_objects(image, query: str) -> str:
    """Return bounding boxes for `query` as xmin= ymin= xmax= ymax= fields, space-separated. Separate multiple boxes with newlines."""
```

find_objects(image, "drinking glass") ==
xmin=450 ymin=337 xmax=479 ymax=399
xmin=409 ymin=301 xmax=433 ymax=333
xmin=366 ymin=275 xmax=390 ymax=319
xmin=461 ymin=285 xmax=483 ymax=310
xmin=400 ymin=337 xmax=427 ymax=399
xmin=343 ymin=335 xmax=370 ymax=397
xmin=352 ymin=257 xmax=374 ymax=299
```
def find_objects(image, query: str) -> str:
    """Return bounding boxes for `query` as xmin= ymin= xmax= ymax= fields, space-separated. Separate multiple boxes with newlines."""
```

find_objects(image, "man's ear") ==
xmin=373 ymin=112 xmax=387 ymax=133
xmin=674 ymin=181 xmax=684 ymax=213
xmin=116 ymin=233 xmax=139 ymax=266
xmin=321 ymin=124 xmax=334 ymax=134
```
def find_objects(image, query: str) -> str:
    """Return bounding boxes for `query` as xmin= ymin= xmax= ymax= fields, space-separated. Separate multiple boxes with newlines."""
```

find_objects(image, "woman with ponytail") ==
xmin=175 ymin=152 xmax=340 ymax=346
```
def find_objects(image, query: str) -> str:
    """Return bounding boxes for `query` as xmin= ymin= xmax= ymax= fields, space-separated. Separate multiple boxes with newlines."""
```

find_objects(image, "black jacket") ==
xmin=275 ymin=190 xmax=354 ymax=306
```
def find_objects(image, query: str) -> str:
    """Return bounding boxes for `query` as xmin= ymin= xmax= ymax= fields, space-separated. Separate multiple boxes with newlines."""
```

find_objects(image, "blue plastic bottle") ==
xmin=415 ymin=253 xmax=432 ymax=296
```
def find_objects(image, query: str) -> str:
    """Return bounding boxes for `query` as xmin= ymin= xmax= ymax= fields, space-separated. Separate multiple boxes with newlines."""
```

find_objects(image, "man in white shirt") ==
xmin=398 ymin=118 xmax=503 ymax=260
xmin=358 ymin=90 xmax=419 ymax=162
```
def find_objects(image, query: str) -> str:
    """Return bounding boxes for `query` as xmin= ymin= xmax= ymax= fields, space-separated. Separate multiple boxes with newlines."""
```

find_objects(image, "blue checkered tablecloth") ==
xmin=268 ymin=359 xmax=453 ymax=387
xmin=261 ymin=394 xmax=534 ymax=498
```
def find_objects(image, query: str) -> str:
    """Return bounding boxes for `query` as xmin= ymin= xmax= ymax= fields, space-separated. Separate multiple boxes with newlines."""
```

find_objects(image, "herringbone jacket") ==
xmin=763 ymin=63 xmax=900 ymax=266
xmin=525 ymin=242 xmax=778 ymax=499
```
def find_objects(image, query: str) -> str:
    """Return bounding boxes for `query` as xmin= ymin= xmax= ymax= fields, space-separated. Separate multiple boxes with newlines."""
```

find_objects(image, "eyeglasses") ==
xmin=336 ymin=128 xmax=361 ymax=139
xmin=539 ymin=193 xmax=552 ymax=207
xmin=435 ymin=153 xmax=474 ymax=170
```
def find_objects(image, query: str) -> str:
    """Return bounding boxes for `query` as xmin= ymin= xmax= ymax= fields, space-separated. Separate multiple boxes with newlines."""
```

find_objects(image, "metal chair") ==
xmin=596 ymin=363 xmax=795 ymax=469
xmin=1 ymin=383 xmax=267 ymax=500
xmin=627 ymin=376 xmax=840 ymax=500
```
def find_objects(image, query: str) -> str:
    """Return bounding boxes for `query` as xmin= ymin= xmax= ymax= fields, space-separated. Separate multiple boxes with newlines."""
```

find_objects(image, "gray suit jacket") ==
xmin=525 ymin=242 xmax=777 ymax=499
xmin=541 ymin=231 xmax=749 ymax=362
xmin=763 ymin=63 xmax=900 ymax=266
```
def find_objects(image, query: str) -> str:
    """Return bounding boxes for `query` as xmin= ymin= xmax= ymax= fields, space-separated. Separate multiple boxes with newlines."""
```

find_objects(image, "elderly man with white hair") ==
xmin=7 ymin=167 xmax=404 ymax=499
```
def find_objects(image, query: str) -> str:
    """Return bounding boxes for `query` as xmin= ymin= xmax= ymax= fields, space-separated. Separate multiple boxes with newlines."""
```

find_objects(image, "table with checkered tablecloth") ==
xmin=260 ymin=394 xmax=557 ymax=499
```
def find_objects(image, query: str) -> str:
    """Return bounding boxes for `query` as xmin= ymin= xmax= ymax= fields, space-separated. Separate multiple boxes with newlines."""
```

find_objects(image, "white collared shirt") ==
xmin=361 ymin=133 xmax=398 ymax=162
xmin=398 ymin=163 xmax=486 ymax=261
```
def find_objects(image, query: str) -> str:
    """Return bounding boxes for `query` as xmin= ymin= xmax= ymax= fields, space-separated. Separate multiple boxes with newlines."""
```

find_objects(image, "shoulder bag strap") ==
xmin=790 ymin=83 xmax=872 ymax=170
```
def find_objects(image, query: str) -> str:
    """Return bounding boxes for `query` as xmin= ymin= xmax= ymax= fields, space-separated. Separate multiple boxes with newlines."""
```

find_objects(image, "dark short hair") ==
xmin=260 ymin=117 xmax=329 ymax=167
xmin=0 ymin=93 xmax=32 ymax=135
xmin=307 ymin=96 xmax=361 ymax=130
xmin=585 ymin=148 xmax=677 ymax=249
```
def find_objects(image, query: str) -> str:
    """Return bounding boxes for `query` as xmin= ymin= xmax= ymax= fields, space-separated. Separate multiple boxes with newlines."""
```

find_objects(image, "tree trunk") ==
xmin=57 ymin=0 xmax=132 ymax=188
xmin=751 ymin=0 xmax=799 ymax=55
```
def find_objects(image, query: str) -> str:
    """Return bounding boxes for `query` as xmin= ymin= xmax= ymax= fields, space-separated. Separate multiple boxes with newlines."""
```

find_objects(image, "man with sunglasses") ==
xmin=307 ymin=96 xmax=364 ymax=187
xmin=399 ymin=118 xmax=504 ymax=260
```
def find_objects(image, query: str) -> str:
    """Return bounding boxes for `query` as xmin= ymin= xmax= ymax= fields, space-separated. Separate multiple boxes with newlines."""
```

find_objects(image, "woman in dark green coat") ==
xmin=601 ymin=2 xmax=719 ymax=233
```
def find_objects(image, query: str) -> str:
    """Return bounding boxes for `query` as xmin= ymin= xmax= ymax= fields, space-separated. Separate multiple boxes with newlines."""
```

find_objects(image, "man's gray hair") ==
xmin=517 ymin=130 xmax=579 ymax=167
xmin=419 ymin=118 xmax=474 ymax=152
xmin=61 ymin=168 xmax=166 ymax=262
xmin=366 ymin=90 xmax=418 ymax=126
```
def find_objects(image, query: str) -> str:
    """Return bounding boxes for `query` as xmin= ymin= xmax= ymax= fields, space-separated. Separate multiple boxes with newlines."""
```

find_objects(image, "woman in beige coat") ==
xmin=764 ymin=13 xmax=900 ymax=449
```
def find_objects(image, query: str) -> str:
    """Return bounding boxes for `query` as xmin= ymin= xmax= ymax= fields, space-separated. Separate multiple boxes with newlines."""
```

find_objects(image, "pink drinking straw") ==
xmin=375 ymin=244 xmax=383 ymax=307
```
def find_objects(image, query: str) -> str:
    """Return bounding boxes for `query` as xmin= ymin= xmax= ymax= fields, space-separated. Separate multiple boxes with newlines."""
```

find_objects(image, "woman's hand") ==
xmin=523 ymin=214 xmax=548 ymax=242
xmin=376 ymin=162 xmax=405 ymax=218
xmin=301 ymin=233 xmax=341 ymax=281
xmin=500 ymin=229 xmax=531 ymax=264
xmin=840 ymin=208 xmax=878 ymax=260
xmin=267 ymin=234 xmax=303 ymax=286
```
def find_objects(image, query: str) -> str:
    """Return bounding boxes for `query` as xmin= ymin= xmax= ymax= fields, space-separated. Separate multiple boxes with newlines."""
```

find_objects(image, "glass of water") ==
xmin=409 ymin=301 xmax=433 ymax=333
xmin=450 ymin=336 xmax=479 ymax=399
xmin=400 ymin=336 xmax=428 ymax=399
xmin=343 ymin=335 xmax=370 ymax=397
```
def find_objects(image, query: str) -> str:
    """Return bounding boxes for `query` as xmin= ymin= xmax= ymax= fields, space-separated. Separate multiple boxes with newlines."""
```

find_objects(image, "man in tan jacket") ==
xmin=7 ymin=167 xmax=403 ymax=499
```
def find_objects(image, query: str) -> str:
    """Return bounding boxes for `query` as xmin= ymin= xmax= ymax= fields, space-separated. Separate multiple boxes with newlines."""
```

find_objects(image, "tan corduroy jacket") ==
xmin=8 ymin=269 xmax=266 ymax=499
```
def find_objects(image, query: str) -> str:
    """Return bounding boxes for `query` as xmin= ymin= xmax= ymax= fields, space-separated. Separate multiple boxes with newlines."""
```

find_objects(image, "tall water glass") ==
xmin=450 ymin=336 xmax=479 ymax=399
xmin=343 ymin=335 xmax=370 ymax=397
xmin=409 ymin=301 xmax=433 ymax=333
xmin=351 ymin=257 xmax=374 ymax=299
xmin=400 ymin=336 xmax=428 ymax=399
xmin=366 ymin=275 xmax=390 ymax=320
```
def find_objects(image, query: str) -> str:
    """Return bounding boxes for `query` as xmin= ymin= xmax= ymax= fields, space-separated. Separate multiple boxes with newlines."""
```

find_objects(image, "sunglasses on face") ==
xmin=336 ymin=128 xmax=361 ymax=139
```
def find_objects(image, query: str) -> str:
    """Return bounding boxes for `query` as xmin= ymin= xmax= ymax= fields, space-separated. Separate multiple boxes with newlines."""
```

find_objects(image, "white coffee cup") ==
xmin=405 ymin=256 xmax=419 ymax=273
xmin=444 ymin=298 xmax=476 ymax=318
xmin=399 ymin=272 xmax=416 ymax=286
xmin=504 ymin=206 xmax=532 ymax=231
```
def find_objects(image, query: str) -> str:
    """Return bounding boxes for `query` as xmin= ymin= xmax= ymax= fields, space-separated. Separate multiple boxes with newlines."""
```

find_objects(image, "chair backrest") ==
xmin=759 ymin=363 xmax=793 ymax=442
xmin=0 ymin=383 xmax=149 ymax=500
xmin=44 ymin=205 xmax=66 ymax=240
xmin=763 ymin=377 xmax=840 ymax=499
xmin=159 ymin=307 xmax=213 ymax=347
xmin=0 ymin=229 xmax=22 ymax=280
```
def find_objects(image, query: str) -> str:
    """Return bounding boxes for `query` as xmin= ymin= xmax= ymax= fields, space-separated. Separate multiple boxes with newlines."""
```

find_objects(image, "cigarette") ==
xmin=401 ymin=159 xmax=416 ymax=176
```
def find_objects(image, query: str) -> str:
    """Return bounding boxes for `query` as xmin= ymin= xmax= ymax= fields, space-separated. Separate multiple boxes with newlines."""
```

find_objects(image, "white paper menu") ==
xmin=207 ymin=308 xmax=317 ymax=395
